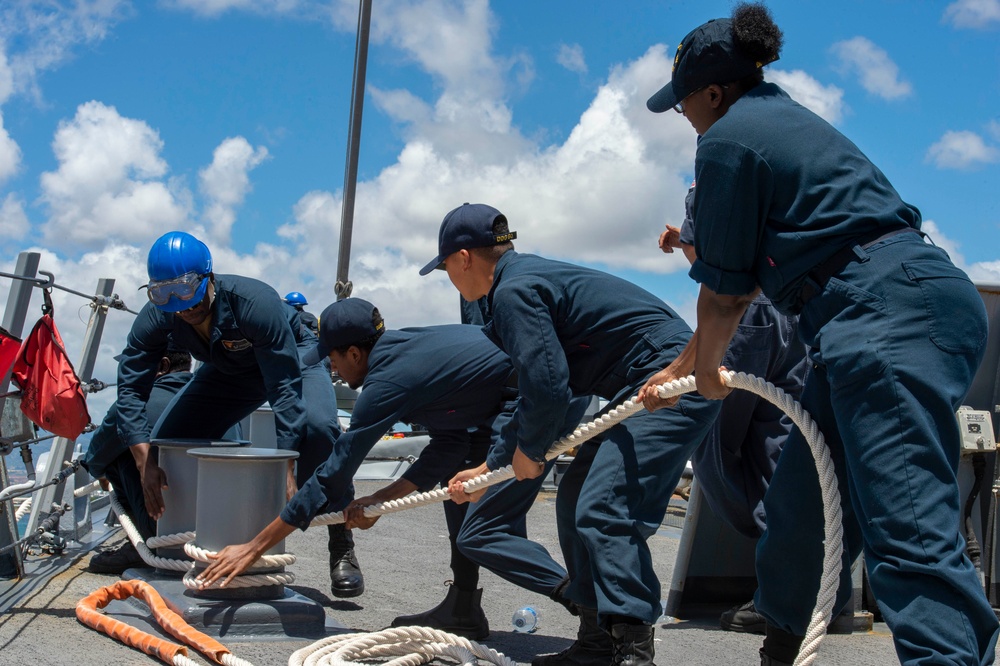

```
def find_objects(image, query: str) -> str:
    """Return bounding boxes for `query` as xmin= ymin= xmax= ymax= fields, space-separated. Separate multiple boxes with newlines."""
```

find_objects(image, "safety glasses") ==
xmin=144 ymin=271 xmax=207 ymax=306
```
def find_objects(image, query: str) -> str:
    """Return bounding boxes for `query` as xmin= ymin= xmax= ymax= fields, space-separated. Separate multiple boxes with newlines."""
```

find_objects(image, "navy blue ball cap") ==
xmin=303 ymin=298 xmax=385 ymax=366
xmin=646 ymin=18 xmax=772 ymax=113
xmin=419 ymin=203 xmax=516 ymax=276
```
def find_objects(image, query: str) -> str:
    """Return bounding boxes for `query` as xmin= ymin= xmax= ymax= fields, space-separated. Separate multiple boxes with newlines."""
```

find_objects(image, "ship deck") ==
xmin=0 ymin=480 xmax=899 ymax=666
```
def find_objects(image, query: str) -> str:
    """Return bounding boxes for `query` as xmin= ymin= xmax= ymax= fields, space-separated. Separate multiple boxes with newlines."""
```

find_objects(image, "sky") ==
xmin=1 ymin=0 xmax=999 ymax=421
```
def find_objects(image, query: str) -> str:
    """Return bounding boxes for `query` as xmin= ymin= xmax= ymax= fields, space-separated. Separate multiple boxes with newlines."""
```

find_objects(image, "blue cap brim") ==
xmin=302 ymin=343 xmax=329 ymax=367
xmin=154 ymin=277 xmax=209 ymax=313
xmin=647 ymin=81 xmax=679 ymax=113
xmin=418 ymin=255 xmax=446 ymax=276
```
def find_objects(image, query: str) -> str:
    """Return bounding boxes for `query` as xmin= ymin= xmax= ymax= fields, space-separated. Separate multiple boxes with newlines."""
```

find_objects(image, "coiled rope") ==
xmin=103 ymin=371 xmax=840 ymax=666
xmin=296 ymin=371 xmax=841 ymax=666
xmin=288 ymin=627 xmax=517 ymax=666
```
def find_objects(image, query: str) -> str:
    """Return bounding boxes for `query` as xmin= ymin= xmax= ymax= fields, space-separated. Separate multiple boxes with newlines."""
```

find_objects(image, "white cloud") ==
xmin=164 ymin=0 xmax=309 ymax=17
xmin=39 ymin=100 xmax=190 ymax=248
xmin=0 ymin=193 xmax=29 ymax=240
xmin=767 ymin=69 xmax=846 ymax=125
xmin=830 ymin=36 xmax=912 ymax=101
xmin=275 ymin=42 xmax=695 ymax=286
xmin=0 ymin=112 xmax=21 ymax=184
xmin=557 ymin=43 xmax=587 ymax=75
xmin=0 ymin=1 xmax=131 ymax=103
xmin=943 ymin=0 xmax=1000 ymax=28
xmin=920 ymin=219 xmax=1000 ymax=283
xmin=926 ymin=130 xmax=1000 ymax=170
xmin=199 ymin=137 xmax=269 ymax=243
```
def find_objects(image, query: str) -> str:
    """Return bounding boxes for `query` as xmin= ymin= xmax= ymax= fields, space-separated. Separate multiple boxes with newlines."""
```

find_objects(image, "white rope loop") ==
xmin=107 ymin=370 xmax=841 ymax=665
xmin=181 ymin=541 xmax=297 ymax=590
xmin=710 ymin=371 xmax=843 ymax=666
xmin=288 ymin=626 xmax=517 ymax=666
xmin=108 ymin=491 xmax=194 ymax=572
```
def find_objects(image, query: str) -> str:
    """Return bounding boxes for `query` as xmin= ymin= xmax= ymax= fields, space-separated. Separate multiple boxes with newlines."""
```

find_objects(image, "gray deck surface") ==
xmin=0 ymin=480 xmax=899 ymax=665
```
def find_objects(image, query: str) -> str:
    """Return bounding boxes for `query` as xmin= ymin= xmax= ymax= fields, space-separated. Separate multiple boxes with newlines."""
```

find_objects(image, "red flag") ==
xmin=10 ymin=314 xmax=91 ymax=440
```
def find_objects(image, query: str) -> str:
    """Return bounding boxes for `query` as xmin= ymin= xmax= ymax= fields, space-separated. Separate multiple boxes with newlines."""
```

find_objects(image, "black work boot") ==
xmin=391 ymin=583 xmax=490 ymax=640
xmin=531 ymin=607 xmax=613 ymax=666
xmin=759 ymin=648 xmax=794 ymax=666
xmin=720 ymin=600 xmax=767 ymax=634
xmin=760 ymin=625 xmax=803 ymax=665
xmin=328 ymin=523 xmax=364 ymax=598
xmin=609 ymin=622 xmax=656 ymax=666
xmin=549 ymin=575 xmax=579 ymax=616
xmin=88 ymin=540 xmax=144 ymax=574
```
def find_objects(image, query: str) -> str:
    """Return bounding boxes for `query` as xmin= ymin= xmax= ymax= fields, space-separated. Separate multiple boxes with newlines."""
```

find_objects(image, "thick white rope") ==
xmin=182 ymin=542 xmax=296 ymax=590
xmin=108 ymin=490 xmax=194 ymax=572
xmin=292 ymin=372 xmax=841 ymax=666
xmin=106 ymin=371 xmax=839 ymax=665
xmin=720 ymin=372 xmax=842 ymax=666
xmin=288 ymin=626 xmax=517 ymax=666
xmin=174 ymin=654 xmax=258 ymax=666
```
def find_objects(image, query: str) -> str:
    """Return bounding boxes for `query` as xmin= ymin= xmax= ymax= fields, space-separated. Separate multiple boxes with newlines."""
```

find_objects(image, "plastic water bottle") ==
xmin=511 ymin=606 xmax=538 ymax=633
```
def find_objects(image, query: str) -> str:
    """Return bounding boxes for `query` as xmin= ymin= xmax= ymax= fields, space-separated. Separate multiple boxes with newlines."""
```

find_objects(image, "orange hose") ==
xmin=76 ymin=580 xmax=232 ymax=664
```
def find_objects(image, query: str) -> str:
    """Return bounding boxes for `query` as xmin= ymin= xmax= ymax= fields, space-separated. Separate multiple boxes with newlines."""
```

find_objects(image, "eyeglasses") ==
xmin=673 ymin=84 xmax=728 ymax=114
xmin=144 ymin=271 xmax=207 ymax=306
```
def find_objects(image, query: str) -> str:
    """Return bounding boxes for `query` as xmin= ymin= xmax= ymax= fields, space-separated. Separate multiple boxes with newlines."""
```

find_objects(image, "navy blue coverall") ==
xmin=688 ymin=293 xmax=806 ymax=538
xmin=82 ymin=371 xmax=191 ymax=539
xmin=679 ymin=193 xmax=809 ymax=538
xmin=456 ymin=294 xmax=591 ymax=598
xmin=689 ymin=82 xmax=997 ymax=664
xmin=283 ymin=325 xmax=516 ymax=525
xmin=116 ymin=274 xmax=341 ymax=490
xmin=482 ymin=251 xmax=720 ymax=625
xmin=282 ymin=324 xmax=587 ymax=596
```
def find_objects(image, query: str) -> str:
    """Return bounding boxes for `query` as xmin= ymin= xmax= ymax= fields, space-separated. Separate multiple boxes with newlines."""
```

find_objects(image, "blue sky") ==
xmin=1 ymin=0 xmax=999 ymax=419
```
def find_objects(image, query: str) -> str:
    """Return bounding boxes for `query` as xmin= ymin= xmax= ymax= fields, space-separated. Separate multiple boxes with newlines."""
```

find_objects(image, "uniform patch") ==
xmin=221 ymin=338 xmax=252 ymax=352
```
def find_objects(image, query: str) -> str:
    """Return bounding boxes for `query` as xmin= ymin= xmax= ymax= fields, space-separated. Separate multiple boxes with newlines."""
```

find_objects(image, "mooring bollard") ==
xmin=153 ymin=439 xmax=250 ymax=566
xmin=187 ymin=447 xmax=299 ymax=600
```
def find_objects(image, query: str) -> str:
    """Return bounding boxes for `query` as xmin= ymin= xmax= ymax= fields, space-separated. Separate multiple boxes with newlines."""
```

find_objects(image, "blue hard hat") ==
xmin=284 ymin=291 xmax=308 ymax=306
xmin=145 ymin=231 xmax=213 ymax=313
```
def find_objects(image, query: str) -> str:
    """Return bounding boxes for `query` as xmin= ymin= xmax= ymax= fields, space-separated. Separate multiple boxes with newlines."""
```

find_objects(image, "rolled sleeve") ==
xmin=691 ymin=137 xmax=772 ymax=297
xmin=688 ymin=259 xmax=758 ymax=296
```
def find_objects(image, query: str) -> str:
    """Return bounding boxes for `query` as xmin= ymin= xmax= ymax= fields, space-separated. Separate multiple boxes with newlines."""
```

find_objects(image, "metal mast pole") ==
xmin=334 ymin=0 xmax=372 ymax=302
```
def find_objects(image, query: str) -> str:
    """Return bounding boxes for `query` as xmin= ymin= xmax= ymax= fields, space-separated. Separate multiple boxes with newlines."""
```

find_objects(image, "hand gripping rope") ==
xmin=302 ymin=371 xmax=843 ymax=666
xmin=98 ymin=371 xmax=841 ymax=666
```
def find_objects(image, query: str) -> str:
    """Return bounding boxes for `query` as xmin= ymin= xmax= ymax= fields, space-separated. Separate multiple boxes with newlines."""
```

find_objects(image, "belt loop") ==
xmin=851 ymin=245 xmax=870 ymax=263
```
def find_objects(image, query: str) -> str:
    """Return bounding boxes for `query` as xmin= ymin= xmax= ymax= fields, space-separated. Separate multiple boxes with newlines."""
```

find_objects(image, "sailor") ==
xmin=427 ymin=203 xmax=720 ymax=666
xmin=284 ymin=291 xmax=320 ymax=336
xmin=82 ymin=346 xmax=197 ymax=573
xmin=452 ymin=292 xmax=592 ymax=628
xmin=195 ymin=298 xmax=586 ymax=638
xmin=641 ymin=4 xmax=997 ymax=665
xmin=115 ymin=231 xmax=362 ymax=598
xmin=661 ymin=179 xmax=809 ymax=634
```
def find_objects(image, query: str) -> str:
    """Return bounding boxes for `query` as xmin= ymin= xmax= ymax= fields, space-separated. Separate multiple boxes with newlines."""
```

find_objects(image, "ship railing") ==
xmin=0 ymin=250 xmax=131 ymax=579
